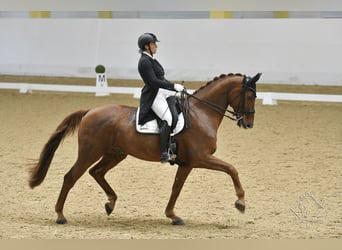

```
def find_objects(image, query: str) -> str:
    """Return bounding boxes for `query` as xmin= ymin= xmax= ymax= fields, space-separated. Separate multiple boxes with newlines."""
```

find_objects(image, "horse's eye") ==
xmin=247 ymin=93 xmax=255 ymax=100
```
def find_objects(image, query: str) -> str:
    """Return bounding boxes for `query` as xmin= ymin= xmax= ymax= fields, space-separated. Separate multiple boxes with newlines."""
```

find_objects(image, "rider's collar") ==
xmin=143 ymin=51 xmax=155 ymax=60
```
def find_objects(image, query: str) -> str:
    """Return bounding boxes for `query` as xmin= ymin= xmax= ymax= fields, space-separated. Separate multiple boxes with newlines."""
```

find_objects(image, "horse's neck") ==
xmin=190 ymin=77 xmax=240 ymax=127
xmin=194 ymin=77 xmax=239 ymax=109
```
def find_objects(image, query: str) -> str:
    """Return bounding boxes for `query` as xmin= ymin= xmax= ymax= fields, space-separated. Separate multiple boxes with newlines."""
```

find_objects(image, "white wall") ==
xmin=0 ymin=18 xmax=341 ymax=85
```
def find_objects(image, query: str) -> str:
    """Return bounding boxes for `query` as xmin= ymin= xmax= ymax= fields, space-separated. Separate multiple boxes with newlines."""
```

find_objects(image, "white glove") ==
xmin=174 ymin=83 xmax=184 ymax=92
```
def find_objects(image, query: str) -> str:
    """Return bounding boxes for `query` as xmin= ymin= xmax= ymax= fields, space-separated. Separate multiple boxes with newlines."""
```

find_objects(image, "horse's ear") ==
xmin=251 ymin=73 xmax=262 ymax=85
xmin=244 ymin=73 xmax=262 ymax=89
xmin=245 ymin=73 xmax=262 ymax=90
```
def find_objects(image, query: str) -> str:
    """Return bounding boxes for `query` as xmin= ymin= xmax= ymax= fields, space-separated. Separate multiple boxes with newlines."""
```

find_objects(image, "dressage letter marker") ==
xmin=95 ymin=65 xmax=109 ymax=96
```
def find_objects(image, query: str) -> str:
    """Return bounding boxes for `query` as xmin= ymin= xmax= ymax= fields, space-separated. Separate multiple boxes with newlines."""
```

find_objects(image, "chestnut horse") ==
xmin=29 ymin=72 xmax=261 ymax=225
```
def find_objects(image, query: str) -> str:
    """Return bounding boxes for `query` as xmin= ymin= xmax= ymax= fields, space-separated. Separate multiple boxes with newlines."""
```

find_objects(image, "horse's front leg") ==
xmin=197 ymin=155 xmax=245 ymax=213
xmin=165 ymin=166 xmax=192 ymax=225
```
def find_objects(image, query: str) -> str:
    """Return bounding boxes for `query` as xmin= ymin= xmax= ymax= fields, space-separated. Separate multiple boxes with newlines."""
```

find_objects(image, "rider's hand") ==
xmin=174 ymin=83 xmax=184 ymax=92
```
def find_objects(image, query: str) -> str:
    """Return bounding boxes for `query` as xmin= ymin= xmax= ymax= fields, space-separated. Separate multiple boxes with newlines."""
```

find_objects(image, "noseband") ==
xmin=184 ymin=75 xmax=256 ymax=122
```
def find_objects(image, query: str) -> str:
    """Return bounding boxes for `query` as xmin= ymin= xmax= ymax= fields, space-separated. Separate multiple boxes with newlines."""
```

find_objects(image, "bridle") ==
xmin=183 ymin=76 xmax=256 ymax=122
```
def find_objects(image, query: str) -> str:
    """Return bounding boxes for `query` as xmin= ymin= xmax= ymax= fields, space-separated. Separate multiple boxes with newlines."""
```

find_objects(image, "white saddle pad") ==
xmin=136 ymin=107 xmax=185 ymax=136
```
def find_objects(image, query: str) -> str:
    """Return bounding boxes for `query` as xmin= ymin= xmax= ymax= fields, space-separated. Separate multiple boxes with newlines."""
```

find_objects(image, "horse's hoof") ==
xmin=56 ymin=218 xmax=67 ymax=224
xmin=105 ymin=202 xmax=113 ymax=216
xmin=172 ymin=219 xmax=185 ymax=226
xmin=235 ymin=200 xmax=246 ymax=213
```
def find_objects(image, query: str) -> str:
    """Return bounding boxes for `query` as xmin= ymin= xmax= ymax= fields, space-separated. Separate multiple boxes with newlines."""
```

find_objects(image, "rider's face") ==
xmin=145 ymin=42 xmax=158 ymax=55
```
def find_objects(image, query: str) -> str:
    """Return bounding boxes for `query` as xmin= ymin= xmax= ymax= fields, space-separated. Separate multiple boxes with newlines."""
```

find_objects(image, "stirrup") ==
xmin=168 ymin=149 xmax=177 ymax=161
xmin=160 ymin=148 xmax=177 ymax=163
xmin=168 ymin=142 xmax=177 ymax=162
xmin=160 ymin=152 xmax=172 ymax=163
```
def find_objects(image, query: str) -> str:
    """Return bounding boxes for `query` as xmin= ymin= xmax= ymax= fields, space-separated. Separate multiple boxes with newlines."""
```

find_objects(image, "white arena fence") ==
xmin=0 ymin=82 xmax=341 ymax=105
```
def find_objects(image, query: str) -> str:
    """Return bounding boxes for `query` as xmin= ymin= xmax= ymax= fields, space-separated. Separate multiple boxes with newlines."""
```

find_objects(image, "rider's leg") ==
xmin=159 ymin=120 xmax=172 ymax=163
xmin=151 ymin=91 xmax=173 ymax=127
xmin=151 ymin=90 xmax=173 ymax=163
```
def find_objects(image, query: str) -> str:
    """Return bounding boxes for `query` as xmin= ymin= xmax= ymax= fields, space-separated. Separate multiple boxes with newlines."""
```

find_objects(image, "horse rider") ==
xmin=137 ymin=32 xmax=184 ymax=163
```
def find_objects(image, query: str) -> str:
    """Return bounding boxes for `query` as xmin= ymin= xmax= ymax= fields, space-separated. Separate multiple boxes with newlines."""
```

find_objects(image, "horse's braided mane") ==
xmin=193 ymin=73 xmax=243 ymax=94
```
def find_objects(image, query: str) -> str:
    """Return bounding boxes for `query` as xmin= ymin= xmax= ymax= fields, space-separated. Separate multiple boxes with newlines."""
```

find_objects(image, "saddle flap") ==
xmin=136 ymin=107 xmax=185 ymax=136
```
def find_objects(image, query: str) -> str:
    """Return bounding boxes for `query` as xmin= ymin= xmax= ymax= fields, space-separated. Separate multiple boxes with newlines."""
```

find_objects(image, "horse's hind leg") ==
xmin=55 ymin=156 xmax=99 ymax=224
xmin=89 ymin=152 xmax=127 ymax=216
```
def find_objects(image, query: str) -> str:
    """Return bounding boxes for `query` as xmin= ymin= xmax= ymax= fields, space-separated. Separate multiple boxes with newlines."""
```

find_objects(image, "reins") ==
xmin=184 ymin=91 xmax=241 ymax=121
xmin=176 ymin=74 xmax=260 ymax=125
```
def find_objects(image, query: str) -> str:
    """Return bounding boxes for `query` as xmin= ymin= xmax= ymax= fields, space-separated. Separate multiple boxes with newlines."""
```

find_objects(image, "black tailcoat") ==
xmin=138 ymin=53 xmax=175 ymax=125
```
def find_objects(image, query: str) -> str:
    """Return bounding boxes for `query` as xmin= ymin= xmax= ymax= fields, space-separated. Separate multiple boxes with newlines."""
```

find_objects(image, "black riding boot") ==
xmin=159 ymin=120 xmax=172 ymax=163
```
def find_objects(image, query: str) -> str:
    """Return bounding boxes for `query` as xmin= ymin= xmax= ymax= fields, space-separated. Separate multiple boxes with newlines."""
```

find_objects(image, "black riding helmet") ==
xmin=138 ymin=33 xmax=160 ymax=51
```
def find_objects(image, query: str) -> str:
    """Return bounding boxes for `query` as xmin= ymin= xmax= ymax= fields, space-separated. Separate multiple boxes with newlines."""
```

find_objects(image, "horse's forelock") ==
xmin=250 ymin=81 xmax=256 ymax=90
xmin=244 ymin=74 xmax=258 ymax=92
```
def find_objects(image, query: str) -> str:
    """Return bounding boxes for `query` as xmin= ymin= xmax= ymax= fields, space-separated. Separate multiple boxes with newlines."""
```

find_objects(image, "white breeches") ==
xmin=151 ymin=89 xmax=173 ymax=127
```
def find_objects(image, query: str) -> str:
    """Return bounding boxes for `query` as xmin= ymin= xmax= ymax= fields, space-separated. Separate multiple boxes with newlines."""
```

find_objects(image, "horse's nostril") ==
xmin=247 ymin=124 xmax=253 ymax=128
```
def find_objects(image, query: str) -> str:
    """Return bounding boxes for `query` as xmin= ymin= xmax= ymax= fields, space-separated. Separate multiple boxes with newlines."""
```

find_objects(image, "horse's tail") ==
xmin=28 ymin=109 xmax=89 ymax=189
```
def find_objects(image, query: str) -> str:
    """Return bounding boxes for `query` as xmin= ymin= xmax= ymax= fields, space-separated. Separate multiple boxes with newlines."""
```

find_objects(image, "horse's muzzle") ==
xmin=237 ymin=118 xmax=253 ymax=129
